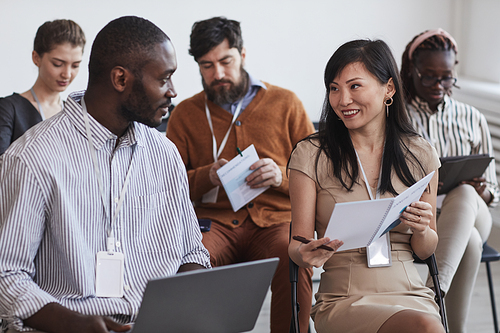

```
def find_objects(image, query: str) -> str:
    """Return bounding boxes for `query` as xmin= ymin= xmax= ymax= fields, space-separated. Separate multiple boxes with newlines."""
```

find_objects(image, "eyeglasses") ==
xmin=414 ymin=67 xmax=457 ymax=88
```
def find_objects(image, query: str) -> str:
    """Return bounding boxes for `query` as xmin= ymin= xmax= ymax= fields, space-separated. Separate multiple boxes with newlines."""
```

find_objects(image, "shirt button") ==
xmin=124 ymin=285 xmax=130 ymax=291
xmin=232 ymin=220 xmax=239 ymax=225
xmin=248 ymin=202 xmax=254 ymax=208
xmin=235 ymin=120 xmax=241 ymax=126
xmin=114 ymin=197 xmax=119 ymax=203
xmin=116 ymin=241 xmax=121 ymax=248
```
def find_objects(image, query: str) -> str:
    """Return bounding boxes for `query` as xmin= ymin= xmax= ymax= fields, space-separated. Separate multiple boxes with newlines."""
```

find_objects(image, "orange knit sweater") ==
xmin=167 ymin=82 xmax=315 ymax=228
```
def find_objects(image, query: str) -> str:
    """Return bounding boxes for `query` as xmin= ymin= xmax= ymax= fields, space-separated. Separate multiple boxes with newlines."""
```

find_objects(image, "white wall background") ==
xmin=1 ymin=0 xmax=496 ymax=122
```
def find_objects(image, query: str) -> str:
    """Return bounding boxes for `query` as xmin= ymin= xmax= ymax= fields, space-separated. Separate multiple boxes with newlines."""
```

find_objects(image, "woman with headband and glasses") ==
xmin=401 ymin=29 xmax=499 ymax=333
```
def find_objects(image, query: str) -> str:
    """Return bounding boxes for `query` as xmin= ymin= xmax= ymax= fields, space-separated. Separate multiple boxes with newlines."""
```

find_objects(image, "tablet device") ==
xmin=438 ymin=154 xmax=493 ymax=195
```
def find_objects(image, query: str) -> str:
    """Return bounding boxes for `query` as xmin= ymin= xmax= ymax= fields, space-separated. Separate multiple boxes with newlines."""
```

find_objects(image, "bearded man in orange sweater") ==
xmin=167 ymin=17 xmax=315 ymax=333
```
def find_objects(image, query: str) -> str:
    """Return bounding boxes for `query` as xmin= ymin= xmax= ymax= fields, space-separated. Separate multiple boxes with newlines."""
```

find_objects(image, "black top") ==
xmin=0 ymin=93 xmax=42 ymax=155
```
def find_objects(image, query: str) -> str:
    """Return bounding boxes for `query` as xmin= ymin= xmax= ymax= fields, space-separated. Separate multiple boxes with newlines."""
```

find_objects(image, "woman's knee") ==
xmin=417 ymin=315 xmax=446 ymax=333
xmin=443 ymin=183 xmax=477 ymax=204
xmin=475 ymin=198 xmax=493 ymax=240
xmin=378 ymin=310 xmax=444 ymax=333
xmin=464 ymin=227 xmax=483 ymax=261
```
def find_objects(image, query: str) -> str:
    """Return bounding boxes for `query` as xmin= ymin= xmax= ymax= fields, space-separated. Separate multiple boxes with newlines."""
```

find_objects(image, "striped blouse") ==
xmin=0 ymin=91 xmax=211 ymax=330
xmin=407 ymin=95 xmax=499 ymax=206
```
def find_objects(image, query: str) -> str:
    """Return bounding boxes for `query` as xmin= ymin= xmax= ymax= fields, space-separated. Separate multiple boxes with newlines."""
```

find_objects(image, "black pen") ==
xmin=292 ymin=235 xmax=334 ymax=251
xmin=236 ymin=147 xmax=243 ymax=157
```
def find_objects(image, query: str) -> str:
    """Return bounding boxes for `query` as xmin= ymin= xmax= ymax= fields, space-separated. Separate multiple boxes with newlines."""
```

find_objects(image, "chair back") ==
xmin=414 ymin=254 xmax=448 ymax=333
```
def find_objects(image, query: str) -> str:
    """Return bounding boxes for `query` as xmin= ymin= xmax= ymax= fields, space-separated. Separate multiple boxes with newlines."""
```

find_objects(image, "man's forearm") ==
xmin=177 ymin=263 xmax=207 ymax=273
xmin=24 ymin=302 xmax=79 ymax=332
xmin=187 ymin=164 xmax=215 ymax=201
xmin=23 ymin=303 xmax=129 ymax=333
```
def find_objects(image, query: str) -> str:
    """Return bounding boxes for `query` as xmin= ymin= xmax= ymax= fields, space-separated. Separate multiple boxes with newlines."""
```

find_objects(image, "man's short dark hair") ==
xmin=189 ymin=17 xmax=243 ymax=62
xmin=88 ymin=16 xmax=169 ymax=85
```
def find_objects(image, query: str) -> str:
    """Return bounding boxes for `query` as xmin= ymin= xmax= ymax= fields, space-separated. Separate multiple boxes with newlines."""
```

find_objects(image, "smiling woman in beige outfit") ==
xmin=288 ymin=39 xmax=444 ymax=333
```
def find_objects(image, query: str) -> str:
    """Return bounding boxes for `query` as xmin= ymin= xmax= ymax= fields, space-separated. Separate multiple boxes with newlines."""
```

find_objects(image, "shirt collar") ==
xmin=412 ymin=95 xmax=449 ymax=115
xmin=65 ymin=91 xmax=141 ymax=150
xmin=248 ymin=73 xmax=267 ymax=91
xmin=219 ymin=73 xmax=267 ymax=111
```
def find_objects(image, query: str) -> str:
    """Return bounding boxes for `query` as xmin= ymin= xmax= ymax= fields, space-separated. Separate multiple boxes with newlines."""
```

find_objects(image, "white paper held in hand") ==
xmin=216 ymin=144 xmax=270 ymax=212
xmin=324 ymin=171 xmax=435 ymax=251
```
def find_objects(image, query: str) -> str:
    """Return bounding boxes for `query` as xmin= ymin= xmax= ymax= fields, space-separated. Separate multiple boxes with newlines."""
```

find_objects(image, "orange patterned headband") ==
xmin=408 ymin=28 xmax=458 ymax=60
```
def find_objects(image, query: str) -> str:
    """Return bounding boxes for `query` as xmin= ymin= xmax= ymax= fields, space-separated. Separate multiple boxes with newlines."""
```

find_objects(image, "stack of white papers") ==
xmin=217 ymin=144 xmax=270 ymax=212
xmin=324 ymin=171 xmax=435 ymax=251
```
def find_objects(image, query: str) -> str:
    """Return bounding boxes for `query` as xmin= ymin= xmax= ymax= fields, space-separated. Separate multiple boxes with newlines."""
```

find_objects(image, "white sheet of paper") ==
xmin=324 ymin=198 xmax=394 ymax=251
xmin=324 ymin=171 xmax=435 ymax=251
xmin=201 ymin=185 xmax=220 ymax=203
xmin=371 ymin=171 xmax=435 ymax=241
xmin=217 ymin=144 xmax=270 ymax=212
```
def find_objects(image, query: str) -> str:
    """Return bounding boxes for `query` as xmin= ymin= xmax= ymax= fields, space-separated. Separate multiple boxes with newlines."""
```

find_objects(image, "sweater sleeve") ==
xmin=166 ymin=100 xmax=217 ymax=201
xmin=274 ymin=91 xmax=315 ymax=195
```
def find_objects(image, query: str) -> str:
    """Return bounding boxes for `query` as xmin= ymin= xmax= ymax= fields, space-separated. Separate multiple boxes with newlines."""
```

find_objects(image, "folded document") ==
xmin=324 ymin=171 xmax=435 ymax=251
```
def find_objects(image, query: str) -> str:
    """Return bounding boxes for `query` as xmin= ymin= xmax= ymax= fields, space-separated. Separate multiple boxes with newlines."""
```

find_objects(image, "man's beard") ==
xmin=203 ymin=68 xmax=248 ymax=105
xmin=120 ymin=77 xmax=170 ymax=128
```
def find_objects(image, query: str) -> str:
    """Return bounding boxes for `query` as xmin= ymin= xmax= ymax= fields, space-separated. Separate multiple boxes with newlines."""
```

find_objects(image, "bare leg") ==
xmin=377 ymin=310 xmax=445 ymax=333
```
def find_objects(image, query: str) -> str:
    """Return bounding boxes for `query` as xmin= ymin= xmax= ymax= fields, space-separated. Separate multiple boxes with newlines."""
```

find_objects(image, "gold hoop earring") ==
xmin=384 ymin=97 xmax=393 ymax=117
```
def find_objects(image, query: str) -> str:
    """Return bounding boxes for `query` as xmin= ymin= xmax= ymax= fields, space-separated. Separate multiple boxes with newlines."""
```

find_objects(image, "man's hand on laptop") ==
xmin=23 ymin=303 xmax=132 ymax=333
xmin=177 ymin=263 xmax=207 ymax=272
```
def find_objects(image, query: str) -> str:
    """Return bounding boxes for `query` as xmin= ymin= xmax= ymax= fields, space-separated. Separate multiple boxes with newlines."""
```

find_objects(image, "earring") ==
xmin=384 ymin=97 xmax=393 ymax=117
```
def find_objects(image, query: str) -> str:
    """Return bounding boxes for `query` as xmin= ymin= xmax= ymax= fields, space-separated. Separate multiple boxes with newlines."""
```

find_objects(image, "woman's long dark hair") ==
xmin=310 ymin=39 xmax=425 ymax=195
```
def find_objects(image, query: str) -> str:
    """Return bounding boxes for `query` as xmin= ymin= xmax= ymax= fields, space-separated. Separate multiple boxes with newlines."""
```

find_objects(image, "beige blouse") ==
xmin=288 ymin=136 xmax=440 ymax=245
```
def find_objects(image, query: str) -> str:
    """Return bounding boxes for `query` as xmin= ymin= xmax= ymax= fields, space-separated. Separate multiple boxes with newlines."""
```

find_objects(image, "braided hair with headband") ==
xmin=401 ymin=29 xmax=458 ymax=103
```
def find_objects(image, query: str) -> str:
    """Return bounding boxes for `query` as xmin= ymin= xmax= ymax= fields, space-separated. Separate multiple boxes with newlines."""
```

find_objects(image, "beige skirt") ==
xmin=311 ymin=243 xmax=441 ymax=333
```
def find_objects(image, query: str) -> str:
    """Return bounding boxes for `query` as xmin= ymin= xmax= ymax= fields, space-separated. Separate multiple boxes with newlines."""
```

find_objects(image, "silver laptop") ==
xmin=129 ymin=257 xmax=279 ymax=333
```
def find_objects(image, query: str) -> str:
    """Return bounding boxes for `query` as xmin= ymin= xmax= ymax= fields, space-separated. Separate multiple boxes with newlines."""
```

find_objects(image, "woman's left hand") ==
xmin=400 ymin=201 xmax=433 ymax=235
xmin=461 ymin=177 xmax=487 ymax=196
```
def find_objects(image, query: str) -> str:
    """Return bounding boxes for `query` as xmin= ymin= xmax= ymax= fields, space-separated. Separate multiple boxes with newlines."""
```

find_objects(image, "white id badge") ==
xmin=367 ymin=233 xmax=392 ymax=267
xmin=96 ymin=251 xmax=124 ymax=297
xmin=202 ymin=186 xmax=219 ymax=203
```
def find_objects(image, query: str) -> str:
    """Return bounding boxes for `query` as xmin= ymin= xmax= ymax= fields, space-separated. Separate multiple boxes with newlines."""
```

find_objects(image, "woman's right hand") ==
xmin=295 ymin=237 xmax=343 ymax=268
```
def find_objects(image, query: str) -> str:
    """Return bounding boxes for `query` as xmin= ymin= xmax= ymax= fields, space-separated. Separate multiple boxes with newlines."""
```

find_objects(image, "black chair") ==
xmin=289 ymin=224 xmax=312 ymax=333
xmin=290 ymin=253 xmax=448 ymax=333
xmin=413 ymin=254 xmax=448 ymax=333
xmin=481 ymin=242 xmax=500 ymax=333
xmin=289 ymin=257 xmax=302 ymax=333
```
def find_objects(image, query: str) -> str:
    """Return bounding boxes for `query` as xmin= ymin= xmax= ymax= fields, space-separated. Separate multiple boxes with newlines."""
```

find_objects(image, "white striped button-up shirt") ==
xmin=0 ymin=91 xmax=211 ymax=330
xmin=407 ymin=95 xmax=499 ymax=206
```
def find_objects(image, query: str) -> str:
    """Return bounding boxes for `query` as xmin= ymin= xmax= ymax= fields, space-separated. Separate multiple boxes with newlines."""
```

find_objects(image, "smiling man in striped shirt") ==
xmin=0 ymin=16 xmax=210 ymax=333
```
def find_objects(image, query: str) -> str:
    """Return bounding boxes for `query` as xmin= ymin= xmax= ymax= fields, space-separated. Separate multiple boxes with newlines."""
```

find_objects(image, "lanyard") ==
xmin=355 ymin=149 xmax=382 ymax=200
xmin=356 ymin=148 xmax=393 ymax=267
xmin=30 ymin=88 xmax=63 ymax=121
xmin=82 ymin=98 xmax=135 ymax=252
xmin=205 ymin=98 xmax=243 ymax=162
xmin=412 ymin=106 xmax=452 ymax=158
